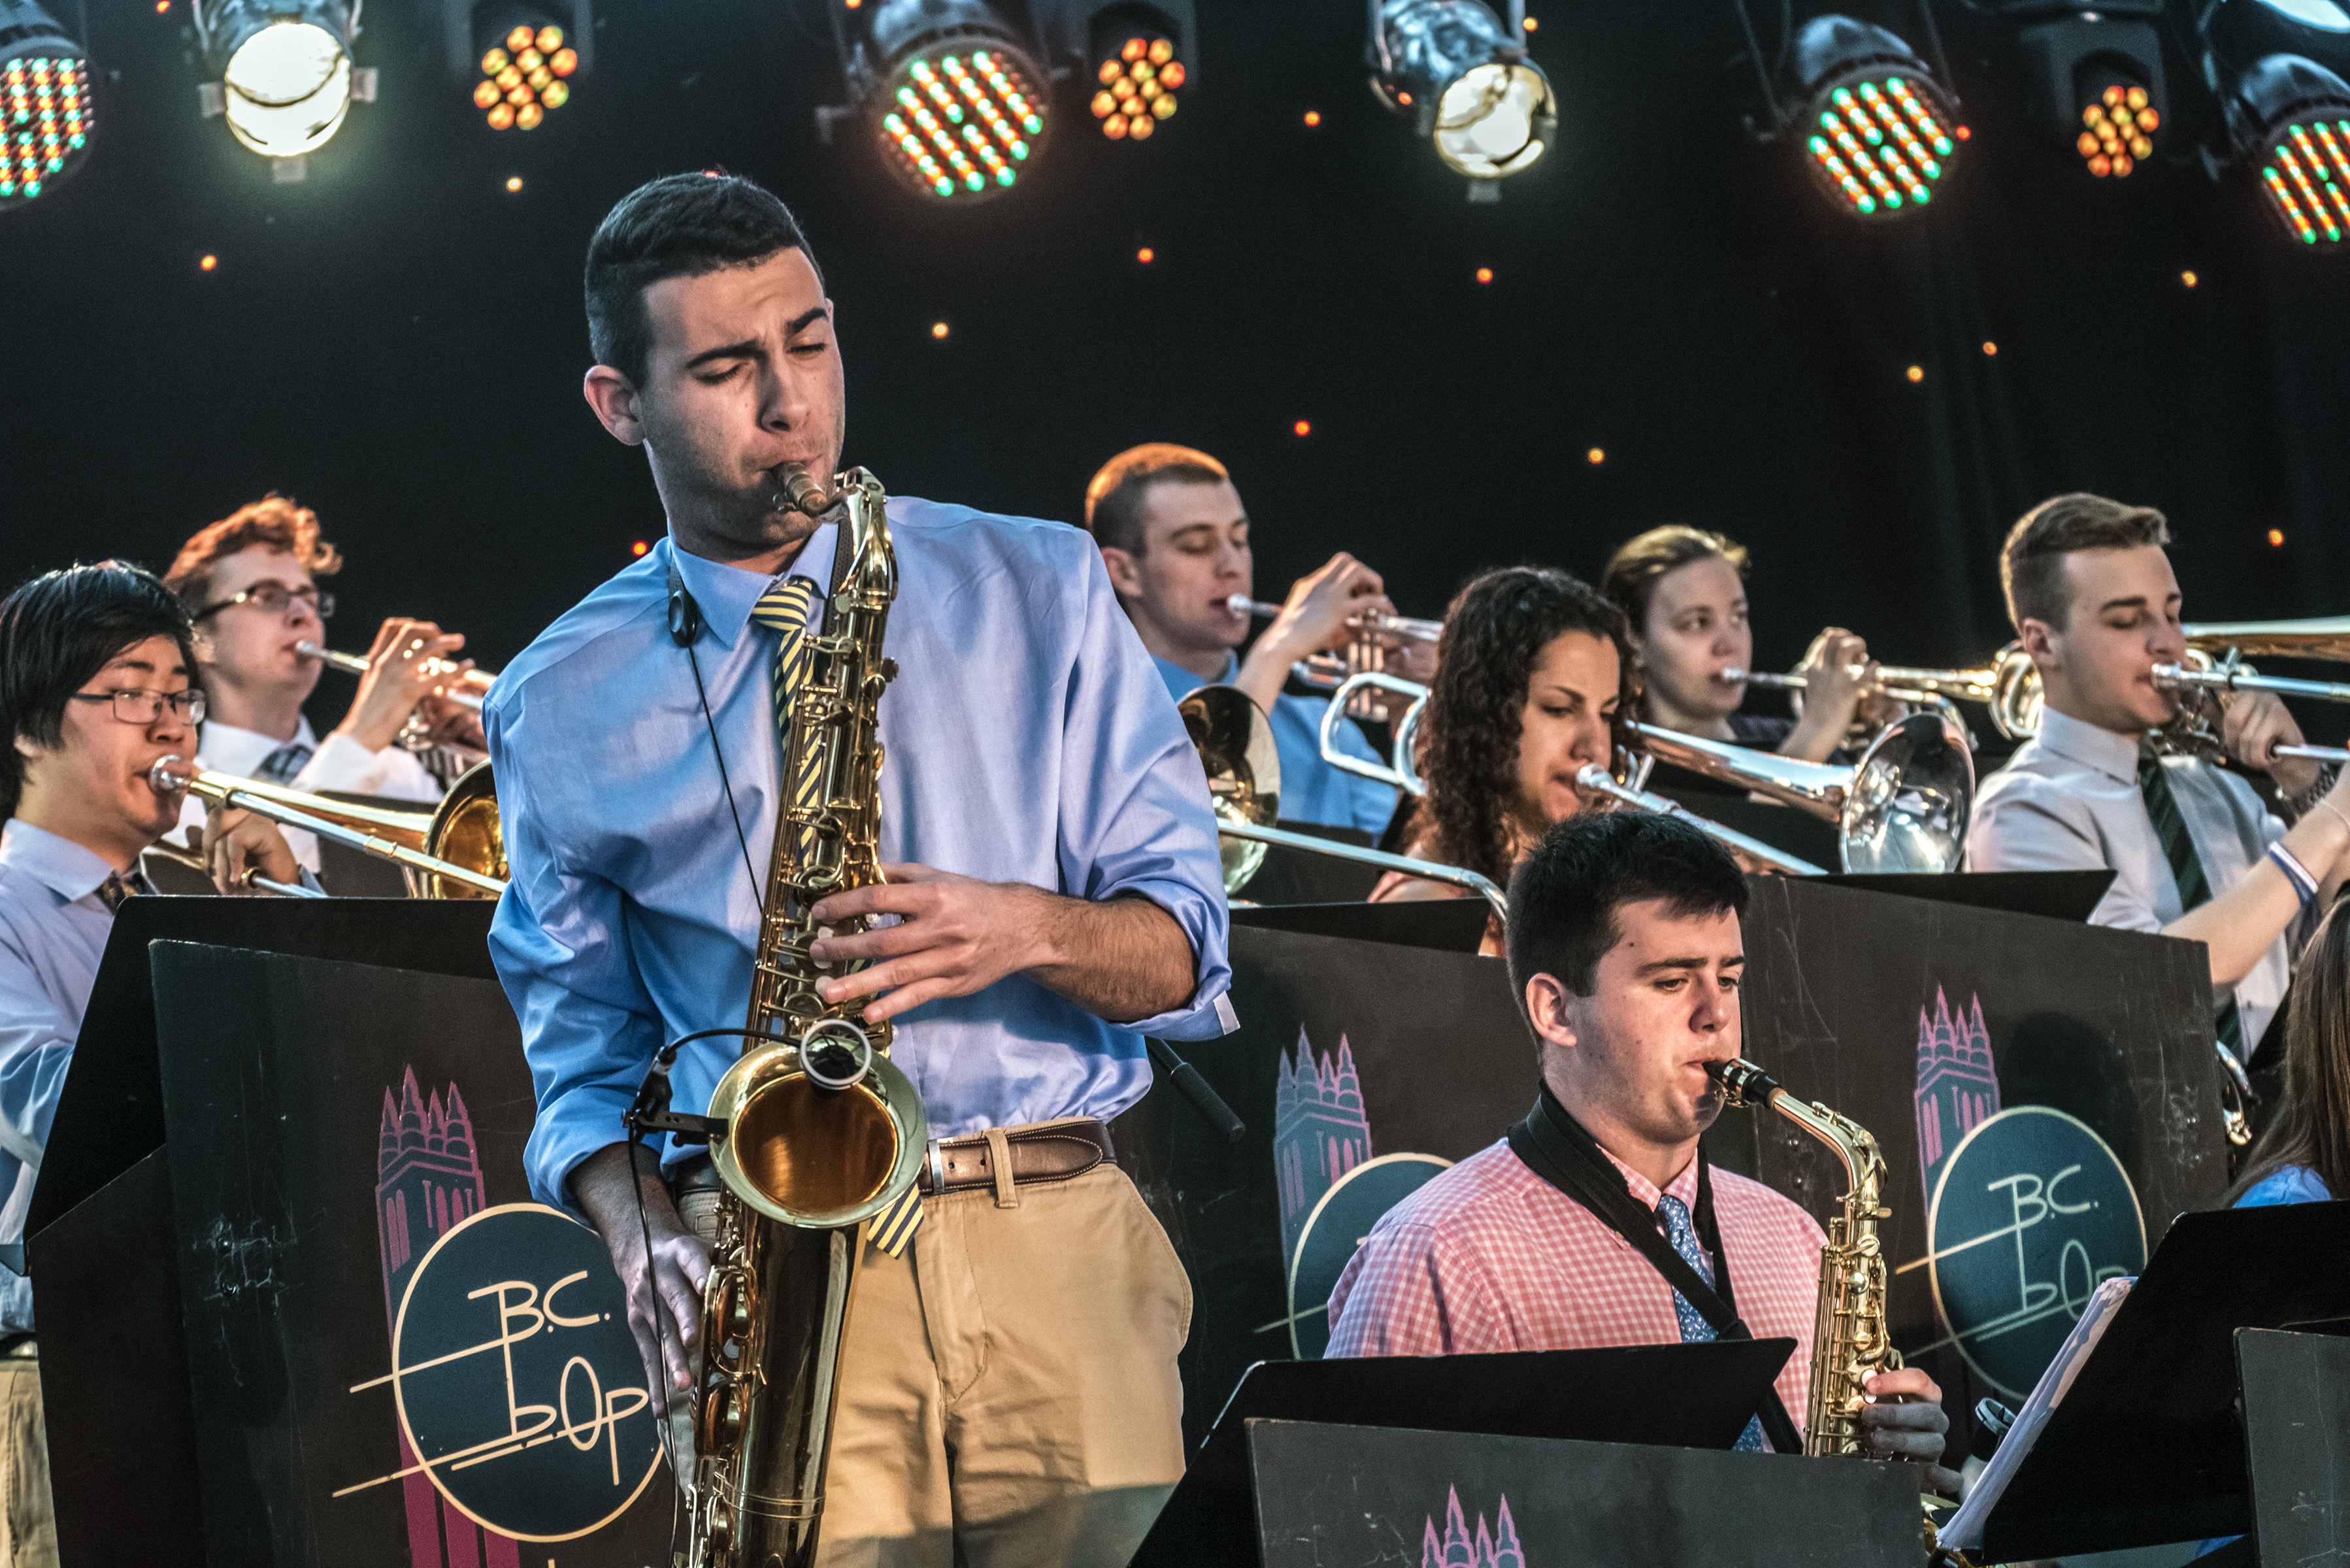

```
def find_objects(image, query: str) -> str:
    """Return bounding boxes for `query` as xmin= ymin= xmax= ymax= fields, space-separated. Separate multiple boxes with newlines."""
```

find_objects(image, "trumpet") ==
xmin=298 ymin=640 xmax=496 ymax=712
xmin=1227 ymin=595 xmax=1441 ymax=722
xmin=148 ymin=756 xmax=508 ymax=898
xmin=1178 ymin=684 xmax=1508 ymax=926
xmin=1723 ymin=662 xmax=1997 ymax=737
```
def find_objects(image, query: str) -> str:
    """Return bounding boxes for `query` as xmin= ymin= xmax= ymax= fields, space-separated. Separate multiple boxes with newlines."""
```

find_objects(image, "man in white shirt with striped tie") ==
xmin=1966 ymin=493 xmax=2350 ymax=1070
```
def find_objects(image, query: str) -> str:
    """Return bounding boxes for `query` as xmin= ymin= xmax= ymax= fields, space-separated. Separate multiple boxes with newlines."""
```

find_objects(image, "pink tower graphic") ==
xmin=1419 ymin=1487 xmax=1525 ymax=1568
xmin=1274 ymin=1030 xmax=1372 ymax=1265
xmin=1914 ymin=988 xmax=2000 ymax=1194
xmin=374 ymin=1068 xmax=521 ymax=1568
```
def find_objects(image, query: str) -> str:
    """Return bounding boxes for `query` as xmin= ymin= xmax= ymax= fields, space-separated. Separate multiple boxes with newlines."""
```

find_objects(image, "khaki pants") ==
xmin=0 ymin=1352 xmax=56 ymax=1568
xmin=678 ymin=1155 xmax=1191 ymax=1568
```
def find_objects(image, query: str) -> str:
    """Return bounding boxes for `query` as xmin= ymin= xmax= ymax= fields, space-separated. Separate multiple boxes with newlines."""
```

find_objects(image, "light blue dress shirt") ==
xmin=486 ymin=500 xmax=1237 ymax=1217
xmin=1152 ymin=653 xmax=1398 ymax=838
xmin=0 ymin=819 xmax=121 ymax=1335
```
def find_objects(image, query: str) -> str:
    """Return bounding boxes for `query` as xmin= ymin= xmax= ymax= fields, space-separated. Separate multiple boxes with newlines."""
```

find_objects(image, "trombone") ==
xmin=299 ymin=640 xmax=497 ymax=713
xmin=1575 ymin=759 xmax=1827 ymax=876
xmin=1723 ymin=662 xmax=1997 ymax=738
xmin=1178 ymin=684 xmax=1508 ymax=927
xmin=1991 ymin=617 xmax=2350 ymax=749
xmin=144 ymin=837 xmax=325 ymax=898
xmin=1228 ymin=595 xmax=1442 ymax=723
xmin=1312 ymin=671 xmax=1976 ymax=875
xmin=148 ymin=756 xmax=508 ymax=898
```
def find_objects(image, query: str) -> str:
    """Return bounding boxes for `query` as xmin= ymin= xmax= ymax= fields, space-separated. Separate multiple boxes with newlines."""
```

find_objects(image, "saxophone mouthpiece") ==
xmin=774 ymin=465 xmax=840 ymax=517
xmin=1704 ymin=1057 xmax=1780 ymax=1108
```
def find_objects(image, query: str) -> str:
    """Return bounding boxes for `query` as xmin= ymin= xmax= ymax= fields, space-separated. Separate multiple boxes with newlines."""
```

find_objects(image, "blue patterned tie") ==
xmin=1657 ymin=1193 xmax=1768 ymax=1452
xmin=746 ymin=576 xmax=924 ymax=1259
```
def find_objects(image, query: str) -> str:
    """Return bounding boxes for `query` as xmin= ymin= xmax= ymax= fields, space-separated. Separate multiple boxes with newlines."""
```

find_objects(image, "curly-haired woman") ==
xmin=2225 ymin=897 xmax=2350 ymax=1207
xmin=1368 ymin=567 xmax=1629 ymax=935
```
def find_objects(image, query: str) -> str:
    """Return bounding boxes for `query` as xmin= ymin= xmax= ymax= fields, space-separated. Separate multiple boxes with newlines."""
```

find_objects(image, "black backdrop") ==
xmin=5 ymin=0 xmax=2349 ymax=711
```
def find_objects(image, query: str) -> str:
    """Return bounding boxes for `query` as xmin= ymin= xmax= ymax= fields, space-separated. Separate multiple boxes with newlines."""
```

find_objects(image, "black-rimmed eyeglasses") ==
xmin=192 ymin=582 xmax=335 ymax=621
xmin=71 ymin=688 xmax=207 ymax=726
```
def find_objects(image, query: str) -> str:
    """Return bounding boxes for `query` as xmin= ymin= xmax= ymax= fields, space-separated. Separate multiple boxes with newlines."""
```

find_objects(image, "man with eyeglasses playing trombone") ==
xmin=0 ymin=562 xmax=302 ymax=1563
xmin=160 ymin=496 xmax=482 ymax=874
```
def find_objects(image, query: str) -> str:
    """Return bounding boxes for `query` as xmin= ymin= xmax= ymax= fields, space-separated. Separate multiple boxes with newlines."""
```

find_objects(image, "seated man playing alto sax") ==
xmin=1325 ymin=811 xmax=1955 ymax=1488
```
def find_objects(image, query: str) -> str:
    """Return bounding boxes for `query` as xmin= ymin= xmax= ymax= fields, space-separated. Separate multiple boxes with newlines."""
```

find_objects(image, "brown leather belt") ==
xmin=918 ymin=1118 xmax=1115 ymax=1197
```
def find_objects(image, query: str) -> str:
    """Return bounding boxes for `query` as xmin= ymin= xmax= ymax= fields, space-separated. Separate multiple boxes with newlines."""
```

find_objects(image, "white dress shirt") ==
xmin=174 ymin=716 xmax=440 ymax=870
xmin=1966 ymin=706 xmax=2297 ymax=1056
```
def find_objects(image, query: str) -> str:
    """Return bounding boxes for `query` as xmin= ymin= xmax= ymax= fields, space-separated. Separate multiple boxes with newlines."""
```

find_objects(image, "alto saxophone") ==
xmin=1707 ymin=1059 xmax=1974 ymax=1565
xmin=685 ymin=466 xmax=928 ymax=1568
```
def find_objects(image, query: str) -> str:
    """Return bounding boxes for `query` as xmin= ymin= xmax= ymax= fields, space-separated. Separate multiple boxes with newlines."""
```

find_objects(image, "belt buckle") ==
xmin=925 ymin=1137 xmax=946 ymax=1196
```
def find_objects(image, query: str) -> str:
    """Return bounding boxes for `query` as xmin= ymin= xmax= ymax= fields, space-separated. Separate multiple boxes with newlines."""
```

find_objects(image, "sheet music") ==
xmin=1940 ymin=1273 xmax=2135 ymax=1550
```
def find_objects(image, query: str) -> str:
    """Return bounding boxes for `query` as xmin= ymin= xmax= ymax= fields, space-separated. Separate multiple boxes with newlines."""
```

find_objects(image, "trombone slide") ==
xmin=1574 ymin=766 xmax=1826 ymax=876
xmin=150 ymin=759 xmax=508 ymax=896
xmin=1216 ymin=817 xmax=1508 ymax=926
xmin=2155 ymin=662 xmax=2350 ymax=706
xmin=143 ymin=840 xmax=326 ymax=899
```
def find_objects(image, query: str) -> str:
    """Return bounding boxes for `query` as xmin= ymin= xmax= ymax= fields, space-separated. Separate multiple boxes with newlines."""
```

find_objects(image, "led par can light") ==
xmin=1373 ymin=0 xmax=1556 ymax=180
xmin=199 ymin=0 xmax=359 ymax=159
xmin=865 ymin=0 xmax=1051 ymax=201
xmin=0 ymin=0 xmax=94 ymax=210
xmin=450 ymin=1 xmax=589 ymax=130
xmin=2228 ymin=52 xmax=2350 ymax=243
xmin=1040 ymin=1 xmax=1194 ymax=142
xmin=1788 ymin=16 xmax=1963 ymax=220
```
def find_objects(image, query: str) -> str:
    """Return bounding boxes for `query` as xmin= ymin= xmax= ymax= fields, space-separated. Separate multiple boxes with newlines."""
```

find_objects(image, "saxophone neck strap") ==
xmin=1506 ymin=1085 xmax=1804 ymax=1455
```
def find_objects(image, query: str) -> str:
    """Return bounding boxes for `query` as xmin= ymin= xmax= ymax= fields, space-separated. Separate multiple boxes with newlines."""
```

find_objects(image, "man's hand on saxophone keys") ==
xmin=1857 ymin=1366 xmax=1961 ymax=1497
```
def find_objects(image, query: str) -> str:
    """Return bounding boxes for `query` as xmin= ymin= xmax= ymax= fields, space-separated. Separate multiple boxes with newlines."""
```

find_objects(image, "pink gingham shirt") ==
xmin=1325 ymin=1138 xmax=1828 ymax=1436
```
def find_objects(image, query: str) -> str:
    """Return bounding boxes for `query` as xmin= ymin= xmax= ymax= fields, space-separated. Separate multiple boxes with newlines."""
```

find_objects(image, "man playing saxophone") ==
xmin=1325 ymin=811 xmax=1955 ymax=1488
xmin=484 ymin=172 xmax=1234 ymax=1568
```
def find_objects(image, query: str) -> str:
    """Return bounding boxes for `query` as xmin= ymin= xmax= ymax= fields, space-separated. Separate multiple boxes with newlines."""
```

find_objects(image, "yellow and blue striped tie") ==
xmin=747 ymin=576 xmax=924 ymax=1258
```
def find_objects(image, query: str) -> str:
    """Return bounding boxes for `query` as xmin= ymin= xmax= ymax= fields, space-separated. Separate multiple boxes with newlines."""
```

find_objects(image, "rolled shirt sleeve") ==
xmin=1053 ymin=544 xmax=1233 ymax=1042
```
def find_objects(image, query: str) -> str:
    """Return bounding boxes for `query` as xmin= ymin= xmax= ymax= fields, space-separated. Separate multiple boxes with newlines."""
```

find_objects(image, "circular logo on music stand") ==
xmin=1287 ymin=1152 xmax=1452 ymax=1359
xmin=391 ymin=1203 xmax=663 ymax=1541
xmin=1927 ymin=1105 xmax=2145 ymax=1400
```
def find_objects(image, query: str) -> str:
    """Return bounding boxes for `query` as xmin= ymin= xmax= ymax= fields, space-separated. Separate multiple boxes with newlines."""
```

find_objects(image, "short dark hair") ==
xmin=1083 ymin=443 xmax=1231 ymax=556
xmin=584 ymin=172 xmax=821 ymax=388
xmin=1506 ymin=810 xmax=1748 ymax=999
xmin=2000 ymin=493 xmax=2170 ymax=632
xmin=164 ymin=493 xmax=343 ymax=613
xmin=1 ymin=563 xmax=196 ymax=821
xmin=1600 ymin=525 xmax=1751 ymax=638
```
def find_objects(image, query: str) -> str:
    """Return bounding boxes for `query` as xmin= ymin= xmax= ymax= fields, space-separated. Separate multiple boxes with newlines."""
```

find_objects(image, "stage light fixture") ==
xmin=0 ymin=0 xmax=93 ymax=210
xmin=1370 ymin=0 xmax=1556 ymax=183
xmin=853 ymin=0 xmax=1049 ymax=201
xmin=1785 ymin=16 xmax=1962 ymax=220
xmin=1038 ymin=2 xmax=1194 ymax=142
xmin=195 ymin=0 xmax=362 ymax=159
xmin=449 ymin=2 xmax=589 ymax=131
xmin=1987 ymin=2 xmax=2164 ymax=179
xmin=2202 ymin=0 xmax=2350 ymax=245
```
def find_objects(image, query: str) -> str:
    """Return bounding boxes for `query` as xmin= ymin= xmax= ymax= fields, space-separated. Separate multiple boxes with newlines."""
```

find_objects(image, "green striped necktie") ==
xmin=747 ymin=576 xmax=925 ymax=1258
xmin=2138 ymin=749 xmax=2245 ymax=1060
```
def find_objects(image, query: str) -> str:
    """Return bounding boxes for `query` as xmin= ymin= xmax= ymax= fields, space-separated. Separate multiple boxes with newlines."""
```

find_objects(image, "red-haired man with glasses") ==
xmin=162 ymin=497 xmax=479 ymax=871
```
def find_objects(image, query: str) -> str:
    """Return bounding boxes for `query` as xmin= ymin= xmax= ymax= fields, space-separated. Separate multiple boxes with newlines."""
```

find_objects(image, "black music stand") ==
xmin=1229 ymin=898 xmax=1490 ymax=953
xmin=1974 ymin=1200 xmax=2350 ymax=1561
xmin=1815 ymin=868 xmax=2115 ymax=921
xmin=1134 ymin=1342 xmax=1793 ymax=1566
xmin=25 ymin=899 xmax=497 ymax=1568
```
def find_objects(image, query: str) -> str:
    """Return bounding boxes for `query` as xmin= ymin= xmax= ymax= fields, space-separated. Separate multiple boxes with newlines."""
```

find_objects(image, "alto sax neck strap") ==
xmin=1508 ymin=1088 xmax=1803 ymax=1454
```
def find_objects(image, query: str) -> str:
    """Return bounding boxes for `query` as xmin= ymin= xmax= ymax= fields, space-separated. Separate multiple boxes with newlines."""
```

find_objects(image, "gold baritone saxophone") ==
xmin=684 ymin=467 xmax=927 ymax=1568
xmin=1706 ymin=1059 xmax=1974 ymax=1565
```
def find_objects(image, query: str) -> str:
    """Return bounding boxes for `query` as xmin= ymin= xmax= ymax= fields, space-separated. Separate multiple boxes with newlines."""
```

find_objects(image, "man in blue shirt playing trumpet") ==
xmin=483 ymin=172 xmax=1235 ymax=1568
